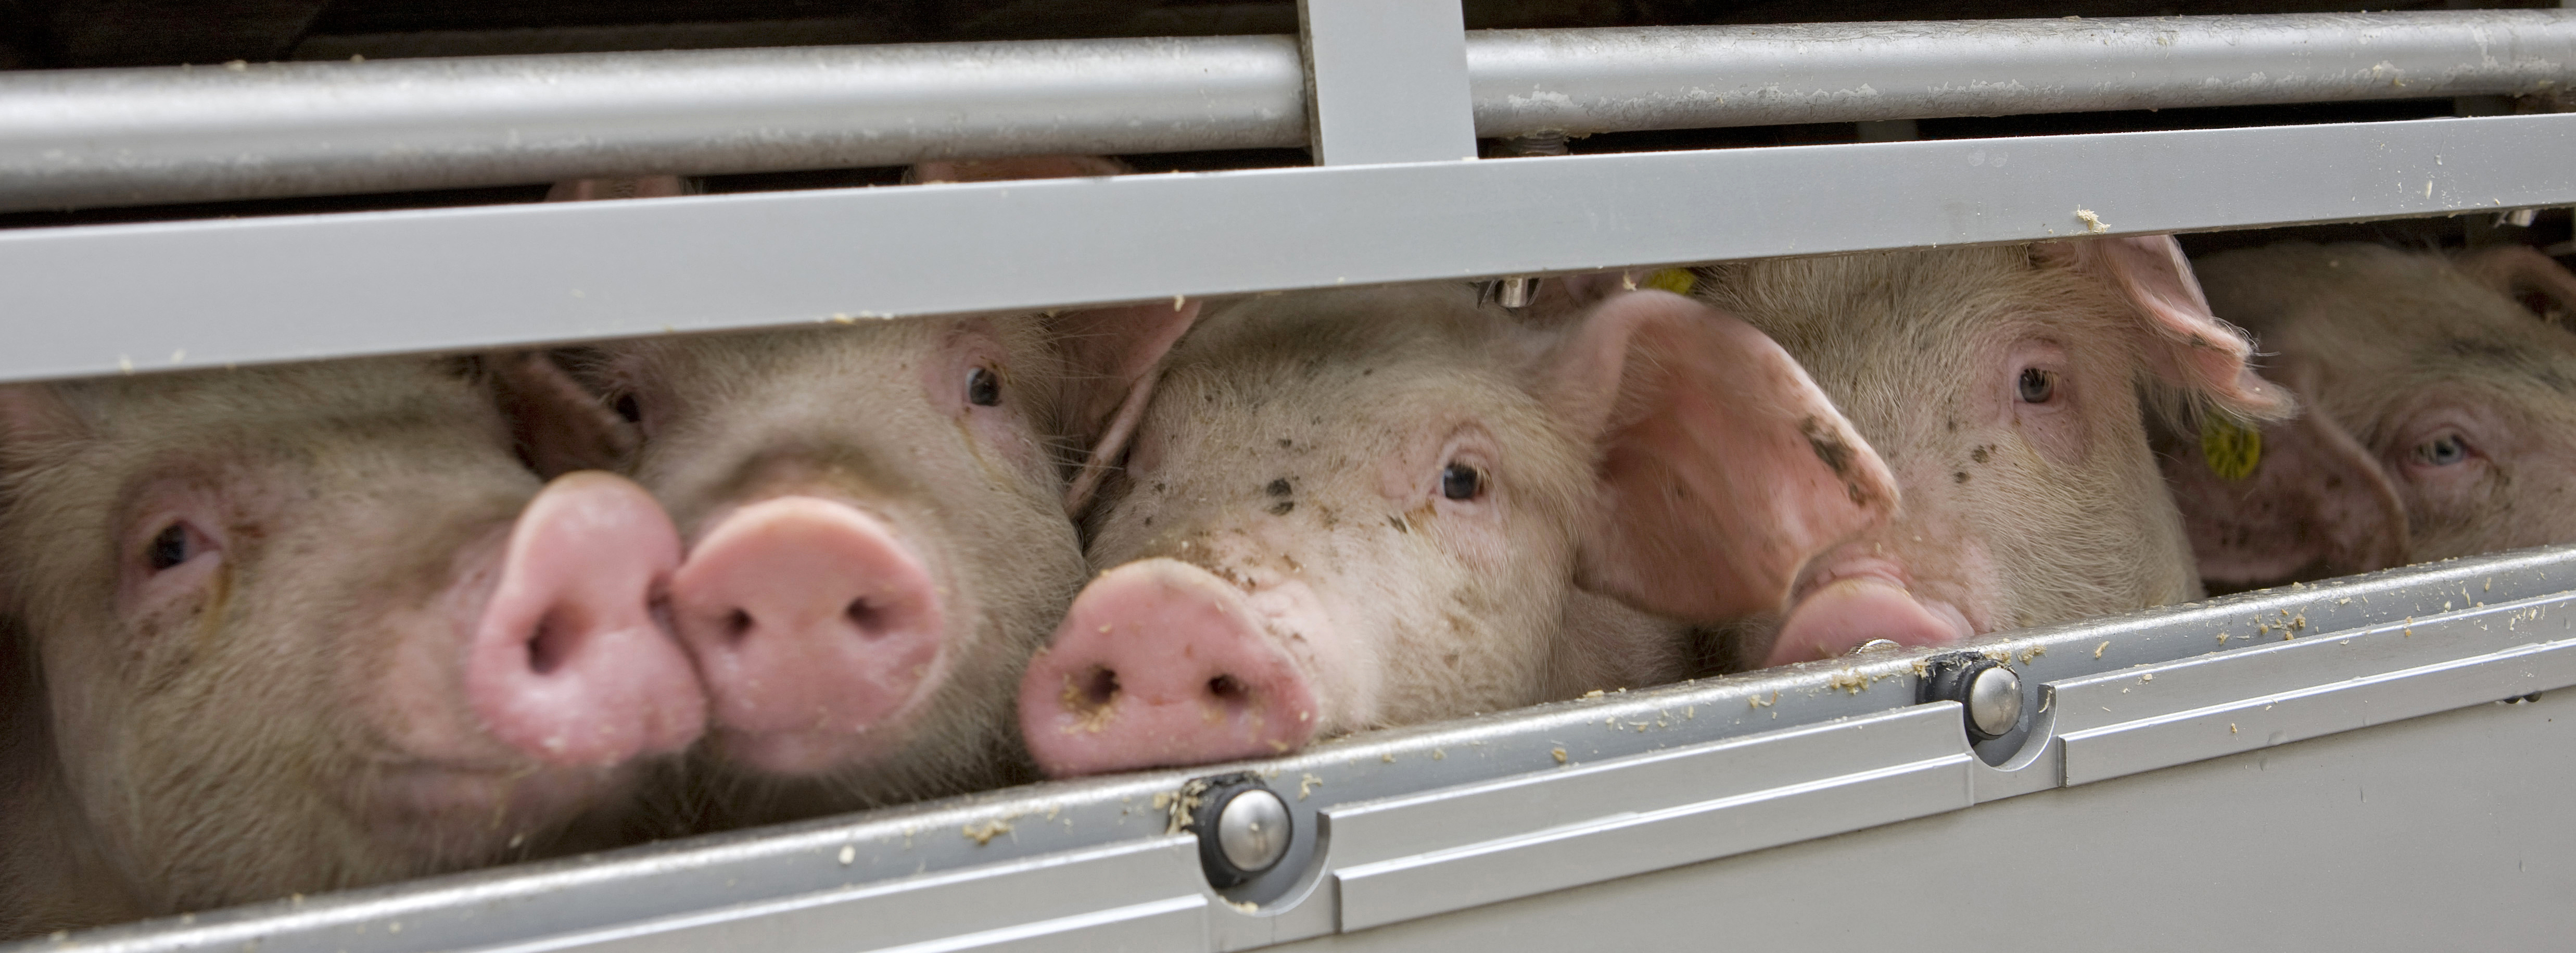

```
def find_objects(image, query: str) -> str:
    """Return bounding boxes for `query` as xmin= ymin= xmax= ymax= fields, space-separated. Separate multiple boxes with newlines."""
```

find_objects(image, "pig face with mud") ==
xmin=1020 ymin=284 xmax=1896 ymax=776
xmin=2165 ymin=242 xmax=2576 ymax=586
xmin=580 ymin=303 xmax=1191 ymax=823
xmin=1686 ymin=237 xmax=2290 ymax=668
xmin=0 ymin=359 xmax=701 ymax=935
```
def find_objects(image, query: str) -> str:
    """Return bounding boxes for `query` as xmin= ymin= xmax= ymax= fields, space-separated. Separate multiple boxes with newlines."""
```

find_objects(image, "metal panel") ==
xmin=2050 ymin=595 xmax=2576 ymax=785
xmin=3 ymin=114 xmax=2572 ymax=384
xmin=1273 ymin=691 xmax=2576 ymax=952
xmin=1325 ymin=705 xmax=1973 ymax=931
xmin=1296 ymin=0 xmax=1477 ymax=166
xmin=8 ymin=12 xmax=2574 ymax=211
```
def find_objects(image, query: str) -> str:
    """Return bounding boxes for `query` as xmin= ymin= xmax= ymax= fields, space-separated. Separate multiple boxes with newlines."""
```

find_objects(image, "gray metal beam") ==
xmin=0 ymin=113 xmax=2569 ymax=384
xmin=1297 ymin=0 xmax=1478 ymax=166
xmin=6 ymin=11 xmax=2576 ymax=212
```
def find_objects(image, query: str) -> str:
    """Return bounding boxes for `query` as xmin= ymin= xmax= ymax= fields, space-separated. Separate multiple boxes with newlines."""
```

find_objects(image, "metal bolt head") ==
xmin=1966 ymin=665 xmax=2023 ymax=738
xmin=1495 ymin=276 xmax=1536 ymax=309
xmin=1214 ymin=788 xmax=1291 ymax=875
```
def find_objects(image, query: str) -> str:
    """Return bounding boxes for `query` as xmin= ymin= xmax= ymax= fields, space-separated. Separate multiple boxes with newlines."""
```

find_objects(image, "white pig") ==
xmin=2162 ymin=241 xmax=2576 ymax=586
xmin=0 ymin=357 xmax=702 ymax=936
xmin=1682 ymin=236 xmax=2292 ymax=668
xmin=1017 ymin=284 xmax=1897 ymax=776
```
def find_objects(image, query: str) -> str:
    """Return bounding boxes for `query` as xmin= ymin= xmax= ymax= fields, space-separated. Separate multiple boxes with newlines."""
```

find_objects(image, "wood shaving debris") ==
xmin=2075 ymin=208 xmax=2110 ymax=233
xmin=838 ymin=845 xmax=855 ymax=865
xmin=1828 ymin=669 xmax=1870 ymax=694
xmin=962 ymin=820 xmax=1012 ymax=846
xmin=2020 ymin=645 xmax=2047 ymax=663
xmin=2095 ymin=641 xmax=2110 ymax=659
xmin=1551 ymin=747 xmax=1569 ymax=764
xmin=1299 ymin=773 xmax=1324 ymax=800
xmin=2230 ymin=723 xmax=2239 ymax=734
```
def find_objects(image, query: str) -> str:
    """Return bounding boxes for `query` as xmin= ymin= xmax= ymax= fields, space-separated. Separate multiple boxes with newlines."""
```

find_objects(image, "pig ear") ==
xmin=1544 ymin=291 xmax=1899 ymax=621
xmin=0 ymin=384 xmax=83 ymax=450
xmin=1050 ymin=299 xmax=1203 ymax=516
xmin=483 ymin=352 xmax=637 ymax=478
xmin=2156 ymin=392 xmax=2409 ymax=590
xmin=2045 ymin=235 xmax=2293 ymax=420
xmin=907 ymin=155 xmax=1133 ymax=184
xmin=2455 ymin=245 xmax=2576 ymax=327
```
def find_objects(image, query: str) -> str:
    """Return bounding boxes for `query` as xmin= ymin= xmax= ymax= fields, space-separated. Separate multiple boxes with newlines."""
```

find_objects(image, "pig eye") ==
xmin=966 ymin=367 xmax=1002 ymax=407
xmin=2016 ymin=367 xmax=2057 ymax=404
xmin=144 ymin=522 xmax=197 ymax=572
xmin=611 ymin=394 xmax=642 ymax=424
xmin=2415 ymin=432 xmax=2472 ymax=467
xmin=1440 ymin=462 xmax=1484 ymax=501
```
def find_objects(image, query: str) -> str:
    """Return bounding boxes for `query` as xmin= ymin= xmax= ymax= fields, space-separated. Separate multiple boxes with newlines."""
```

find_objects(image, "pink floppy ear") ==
xmin=907 ymin=156 xmax=1133 ymax=184
xmin=1049 ymin=299 xmax=1203 ymax=517
xmin=483 ymin=352 xmax=637 ymax=478
xmin=2455 ymin=244 xmax=2576 ymax=327
xmin=2045 ymin=235 xmax=2293 ymax=420
xmin=1541 ymin=290 xmax=1899 ymax=621
xmin=2157 ymin=382 xmax=2410 ymax=590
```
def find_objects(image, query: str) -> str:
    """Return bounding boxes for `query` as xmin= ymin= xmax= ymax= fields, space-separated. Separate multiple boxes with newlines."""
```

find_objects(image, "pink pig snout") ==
xmin=1765 ymin=566 xmax=1974 ymax=668
xmin=668 ymin=496 xmax=946 ymax=775
xmin=1020 ymin=559 xmax=1320 ymax=778
xmin=468 ymin=472 xmax=705 ymax=767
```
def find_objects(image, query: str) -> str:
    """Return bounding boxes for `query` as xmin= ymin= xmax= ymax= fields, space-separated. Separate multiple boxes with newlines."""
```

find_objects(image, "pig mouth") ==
xmin=1765 ymin=558 xmax=1975 ymax=668
xmin=348 ymin=754 xmax=641 ymax=858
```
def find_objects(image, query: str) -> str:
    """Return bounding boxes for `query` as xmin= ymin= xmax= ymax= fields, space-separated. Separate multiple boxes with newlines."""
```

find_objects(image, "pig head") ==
xmin=2166 ymin=241 xmax=2576 ymax=587
xmin=1685 ymin=237 xmax=2291 ymax=668
xmin=0 ymin=358 xmax=701 ymax=935
xmin=1019 ymin=284 xmax=1895 ymax=777
xmin=572 ymin=300 xmax=1194 ymax=824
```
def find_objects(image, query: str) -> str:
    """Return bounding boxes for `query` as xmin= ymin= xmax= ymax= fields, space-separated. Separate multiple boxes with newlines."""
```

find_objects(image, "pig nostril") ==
xmin=845 ymin=597 xmax=885 ymax=635
xmin=725 ymin=608 xmax=753 ymax=644
xmin=1082 ymin=667 xmax=1121 ymax=708
xmin=527 ymin=611 xmax=573 ymax=676
xmin=1208 ymin=674 xmax=1250 ymax=706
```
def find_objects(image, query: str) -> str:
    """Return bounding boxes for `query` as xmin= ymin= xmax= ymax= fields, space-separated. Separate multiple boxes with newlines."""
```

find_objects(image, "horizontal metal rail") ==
xmin=24 ymin=543 xmax=2575 ymax=953
xmin=3 ymin=10 xmax=2574 ymax=211
xmin=0 ymin=114 xmax=2566 ymax=385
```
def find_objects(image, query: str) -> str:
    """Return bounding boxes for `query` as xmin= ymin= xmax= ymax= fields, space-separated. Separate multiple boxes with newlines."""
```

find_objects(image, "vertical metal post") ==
xmin=1296 ymin=0 xmax=1477 ymax=166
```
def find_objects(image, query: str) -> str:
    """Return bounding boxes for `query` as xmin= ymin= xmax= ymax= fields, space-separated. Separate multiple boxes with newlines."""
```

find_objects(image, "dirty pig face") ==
xmin=1078 ymin=322 xmax=1588 ymax=748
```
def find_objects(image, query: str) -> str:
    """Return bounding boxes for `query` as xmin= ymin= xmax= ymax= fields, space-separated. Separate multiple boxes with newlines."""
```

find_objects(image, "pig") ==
xmin=1016 ymin=283 xmax=1900 ymax=777
xmin=1679 ymin=236 xmax=2292 ymax=669
xmin=570 ymin=305 xmax=1195 ymax=825
xmin=2159 ymin=241 xmax=2576 ymax=588
xmin=537 ymin=157 xmax=1194 ymax=827
xmin=0 ymin=357 xmax=704 ymax=937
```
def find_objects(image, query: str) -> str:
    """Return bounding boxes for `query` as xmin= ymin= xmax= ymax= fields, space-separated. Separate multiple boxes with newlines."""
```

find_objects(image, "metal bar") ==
xmin=1469 ymin=12 xmax=2576 ymax=135
xmin=1296 ymin=0 xmax=1477 ymax=165
xmin=1 ymin=114 xmax=2569 ymax=384
xmin=6 ymin=11 xmax=2576 ymax=211
xmin=0 ymin=37 xmax=1310 ymax=211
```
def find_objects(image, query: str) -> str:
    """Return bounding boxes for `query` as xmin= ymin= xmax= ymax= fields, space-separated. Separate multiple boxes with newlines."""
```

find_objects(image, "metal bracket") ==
xmin=1296 ymin=0 xmax=1477 ymax=166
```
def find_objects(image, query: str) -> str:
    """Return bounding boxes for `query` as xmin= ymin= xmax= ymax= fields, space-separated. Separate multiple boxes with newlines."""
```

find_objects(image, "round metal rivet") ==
xmin=1966 ymin=665 xmax=2023 ymax=738
xmin=1215 ymin=788 xmax=1291 ymax=874
xmin=1847 ymin=638 xmax=1904 ymax=656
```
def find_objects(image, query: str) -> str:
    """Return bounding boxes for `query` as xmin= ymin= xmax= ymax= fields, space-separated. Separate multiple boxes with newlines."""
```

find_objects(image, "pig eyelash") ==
xmin=2016 ymin=367 xmax=2059 ymax=404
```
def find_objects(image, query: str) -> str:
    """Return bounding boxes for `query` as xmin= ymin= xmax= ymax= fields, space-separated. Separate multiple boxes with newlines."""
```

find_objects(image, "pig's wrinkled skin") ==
xmin=0 ymin=359 xmax=703 ymax=937
xmin=1683 ymin=237 xmax=2292 ymax=669
xmin=2165 ymin=241 xmax=2576 ymax=587
xmin=1021 ymin=284 xmax=1898 ymax=777
xmin=579 ymin=302 xmax=1193 ymax=825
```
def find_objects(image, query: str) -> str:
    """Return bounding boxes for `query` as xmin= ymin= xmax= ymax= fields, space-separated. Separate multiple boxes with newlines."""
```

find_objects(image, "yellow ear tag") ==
xmin=2201 ymin=418 xmax=2263 ymax=481
xmin=1642 ymin=268 xmax=1696 ymax=295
